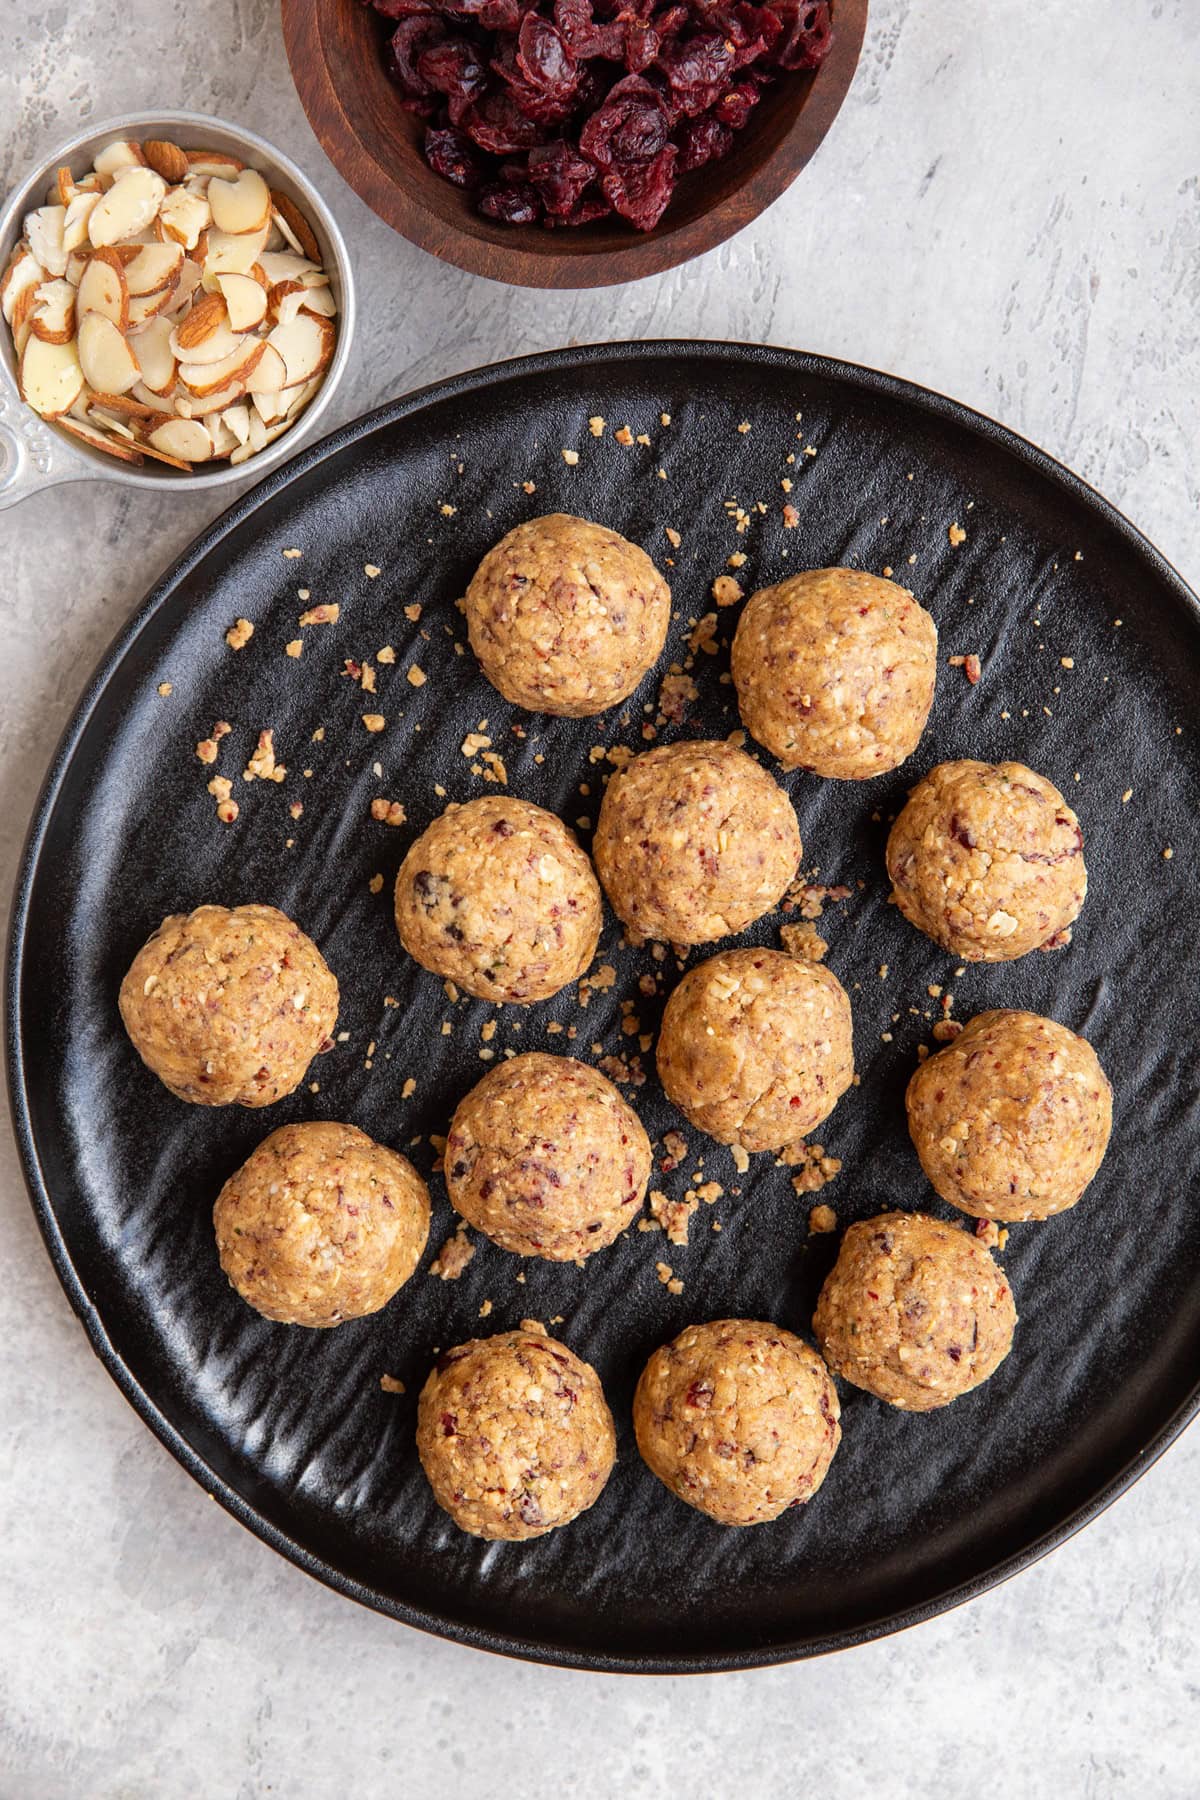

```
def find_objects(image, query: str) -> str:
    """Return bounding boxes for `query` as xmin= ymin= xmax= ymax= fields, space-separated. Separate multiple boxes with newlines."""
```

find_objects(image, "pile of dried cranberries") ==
xmin=369 ymin=0 xmax=834 ymax=231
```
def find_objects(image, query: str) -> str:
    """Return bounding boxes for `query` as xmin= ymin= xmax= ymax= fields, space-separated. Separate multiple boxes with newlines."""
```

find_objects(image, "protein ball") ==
xmin=813 ymin=1212 xmax=1017 ymax=1411
xmin=657 ymin=948 xmax=854 ymax=1151
xmin=394 ymin=795 xmax=602 ymax=1003
xmin=906 ymin=1009 xmax=1113 ymax=1222
xmin=731 ymin=568 xmax=938 ymax=778
xmin=592 ymin=740 xmax=801 ymax=945
xmin=118 ymin=902 xmax=338 ymax=1107
xmin=886 ymin=759 xmax=1087 ymax=961
xmin=446 ymin=1053 xmax=652 ymax=1261
xmin=464 ymin=513 xmax=671 ymax=717
xmin=417 ymin=1323 xmax=616 ymax=1540
xmin=213 ymin=1121 xmax=430 ymax=1328
xmin=633 ymin=1319 xmax=841 ymax=1526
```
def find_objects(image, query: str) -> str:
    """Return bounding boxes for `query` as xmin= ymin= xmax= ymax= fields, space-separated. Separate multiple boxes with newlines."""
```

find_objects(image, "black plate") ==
xmin=8 ymin=343 xmax=1200 ymax=1674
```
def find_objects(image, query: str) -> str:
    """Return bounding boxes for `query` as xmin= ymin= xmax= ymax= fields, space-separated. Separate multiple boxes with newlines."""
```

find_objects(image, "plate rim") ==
xmin=7 ymin=338 xmax=1200 ymax=1675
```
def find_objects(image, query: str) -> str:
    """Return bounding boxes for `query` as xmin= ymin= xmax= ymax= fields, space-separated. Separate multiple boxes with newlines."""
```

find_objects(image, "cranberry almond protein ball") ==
xmin=417 ymin=1323 xmax=616 ymax=1541
xmin=446 ymin=1053 xmax=652 ymax=1261
xmin=814 ymin=1212 xmax=1017 ymax=1411
xmin=118 ymin=902 xmax=338 ymax=1107
xmin=886 ymin=759 xmax=1087 ymax=961
xmin=593 ymin=739 xmax=802 ymax=946
xmin=464 ymin=513 xmax=671 ymax=717
xmin=906 ymin=1009 xmax=1113 ymax=1222
xmin=213 ymin=1121 xmax=430 ymax=1328
xmin=657 ymin=948 xmax=854 ymax=1152
xmin=394 ymin=795 xmax=602 ymax=1003
xmin=633 ymin=1320 xmax=841 ymax=1526
xmin=731 ymin=568 xmax=938 ymax=779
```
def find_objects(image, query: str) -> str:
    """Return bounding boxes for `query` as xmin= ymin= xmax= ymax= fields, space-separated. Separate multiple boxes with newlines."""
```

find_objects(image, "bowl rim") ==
xmin=0 ymin=109 xmax=356 ymax=493
xmin=281 ymin=0 xmax=869 ymax=290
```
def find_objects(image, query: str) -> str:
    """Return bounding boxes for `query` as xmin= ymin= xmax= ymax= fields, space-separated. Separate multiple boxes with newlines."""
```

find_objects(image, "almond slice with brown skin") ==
xmin=2 ymin=246 xmax=46 ymax=324
xmin=131 ymin=315 xmax=176 ymax=394
xmin=11 ymin=285 xmax=39 ymax=358
xmin=124 ymin=241 xmax=185 ymax=297
xmin=126 ymin=282 xmax=181 ymax=328
xmin=266 ymin=313 xmax=334 ymax=386
xmin=208 ymin=169 xmax=271 ymax=235
xmin=251 ymin=388 xmax=286 ymax=425
xmin=78 ymin=248 xmax=133 ymax=329
xmin=174 ymin=378 xmax=253 ymax=417
xmin=220 ymin=401 xmax=252 ymax=447
xmin=29 ymin=278 xmax=76 ymax=345
xmin=216 ymin=271 xmax=268 ymax=331
xmin=147 ymin=415 xmax=213 ymax=462
xmin=185 ymin=150 xmax=245 ymax=180
xmin=25 ymin=207 xmax=68 ymax=279
xmin=58 ymin=413 xmax=146 ymax=464
xmin=19 ymin=334 xmax=85 ymax=417
xmin=56 ymin=167 xmax=78 ymax=207
xmin=143 ymin=140 xmax=189 ymax=184
xmin=286 ymin=376 xmax=323 ymax=418
xmin=158 ymin=187 xmax=210 ymax=251
xmin=269 ymin=191 xmax=321 ymax=263
xmin=170 ymin=316 xmax=242 ymax=368
xmin=168 ymin=290 xmax=226 ymax=355
xmin=93 ymin=140 xmax=146 ymax=179
xmin=268 ymin=280 xmax=306 ymax=328
xmin=78 ymin=312 xmax=141 ymax=396
xmin=204 ymin=223 xmax=270 ymax=277
xmin=160 ymin=260 xmax=203 ymax=321
xmin=243 ymin=341 xmax=287 ymax=395
xmin=87 ymin=390 xmax=160 ymax=422
xmin=62 ymin=190 xmax=101 ymax=253
xmin=89 ymin=168 xmax=167 ymax=249
xmin=178 ymin=338 xmax=265 ymax=398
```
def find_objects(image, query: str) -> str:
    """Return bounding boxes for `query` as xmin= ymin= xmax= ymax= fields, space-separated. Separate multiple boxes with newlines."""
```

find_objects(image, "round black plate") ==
xmin=8 ymin=343 xmax=1200 ymax=1674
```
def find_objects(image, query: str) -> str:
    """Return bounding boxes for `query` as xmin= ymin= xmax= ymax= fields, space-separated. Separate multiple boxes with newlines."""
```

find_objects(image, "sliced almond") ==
xmin=158 ymin=186 xmax=210 ymax=251
xmin=87 ymin=390 xmax=159 ymax=422
xmin=58 ymin=413 xmax=145 ymax=465
xmin=56 ymin=166 xmax=79 ymax=207
xmin=251 ymin=388 xmax=286 ymax=426
xmin=126 ymin=283 xmax=180 ymax=328
xmin=1 ymin=246 xmax=46 ymax=324
xmin=286 ymin=376 xmax=323 ymax=418
xmin=204 ymin=222 xmax=270 ymax=277
xmin=159 ymin=259 xmax=202 ymax=321
xmin=217 ymin=271 xmax=268 ymax=331
xmin=89 ymin=407 xmax=140 ymax=441
xmin=220 ymin=401 xmax=252 ymax=447
xmin=78 ymin=312 xmax=141 ymax=396
xmin=62 ymin=189 xmax=102 ymax=253
xmin=266 ymin=313 xmax=334 ymax=387
xmin=179 ymin=338 xmax=264 ymax=397
xmin=258 ymin=250 xmax=319 ymax=285
xmin=89 ymin=167 xmax=167 ymax=249
xmin=93 ymin=140 xmax=146 ymax=179
xmin=64 ymin=250 xmax=90 ymax=286
xmin=143 ymin=140 xmax=189 ymax=184
xmin=29 ymin=278 xmax=76 ymax=344
xmin=174 ymin=378 xmax=253 ymax=417
xmin=136 ymin=440 xmax=193 ymax=471
xmin=25 ymin=207 xmax=68 ymax=279
xmin=269 ymin=191 xmax=321 ymax=263
xmin=124 ymin=241 xmax=185 ymax=297
xmin=11 ymin=285 xmax=38 ymax=358
xmin=267 ymin=279 xmax=305 ymax=327
xmin=243 ymin=340 xmax=287 ymax=395
xmin=148 ymin=416 xmax=213 ymax=462
xmin=131 ymin=315 xmax=176 ymax=393
xmin=185 ymin=150 xmax=244 ymax=179
xmin=77 ymin=247 xmax=131 ymax=329
xmin=207 ymin=412 xmax=240 ymax=457
xmin=19 ymin=334 xmax=85 ymax=417
xmin=208 ymin=168 xmax=271 ymax=235
xmin=300 ymin=283 xmax=336 ymax=320
xmin=168 ymin=290 xmax=226 ymax=355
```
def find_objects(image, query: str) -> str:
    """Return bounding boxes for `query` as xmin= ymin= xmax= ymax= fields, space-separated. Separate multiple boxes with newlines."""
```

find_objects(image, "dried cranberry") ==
xmin=463 ymin=91 xmax=545 ymax=154
xmin=770 ymin=0 xmax=834 ymax=71
xmin=425 ymin=125 xmax=484 ymax=187
xmin=600 ymin=143 xmax=677 ymax=229
xmin=580 ymin=76 xmax=670 ymax=169
xmin=528 ymin=139 xmax=596 ymax=213
xmin=387 ymin=14 xmax=448 ymax=98
xmin=419 ymin=39 xmax=489 ymax=105
xmin=517 ymin=12 xmax=578 ymax=93
xmin=678 ymin=112 xmax=732 ymax=169
xmin=478 ymin=179 xmax=543 ymax=224
xmin=713 ymin=78 xmax=761 ymax=129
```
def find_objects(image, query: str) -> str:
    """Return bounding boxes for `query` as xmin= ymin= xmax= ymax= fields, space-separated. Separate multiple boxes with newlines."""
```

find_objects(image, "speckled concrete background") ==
xmin=1 ymin=2 xmax=1198 ymax=1795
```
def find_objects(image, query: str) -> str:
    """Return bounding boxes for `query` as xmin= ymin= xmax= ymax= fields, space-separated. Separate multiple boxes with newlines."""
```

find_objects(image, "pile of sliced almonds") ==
xmin=1 ymin=137 xmax=337 ymax=471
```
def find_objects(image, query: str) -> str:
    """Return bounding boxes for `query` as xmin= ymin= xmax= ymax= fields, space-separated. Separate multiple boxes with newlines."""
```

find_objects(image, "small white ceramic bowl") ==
xmin=0 ymin=110 xmax=355 ymax=512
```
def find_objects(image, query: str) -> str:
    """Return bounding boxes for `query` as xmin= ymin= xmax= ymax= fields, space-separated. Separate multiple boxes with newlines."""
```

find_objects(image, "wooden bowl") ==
xmin=281 ymin=0 xmax=868 ymax=290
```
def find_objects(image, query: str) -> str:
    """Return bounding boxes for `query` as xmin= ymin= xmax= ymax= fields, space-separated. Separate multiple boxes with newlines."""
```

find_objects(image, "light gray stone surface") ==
xmin=1 ymin=2 xmax=1198 ymax=1795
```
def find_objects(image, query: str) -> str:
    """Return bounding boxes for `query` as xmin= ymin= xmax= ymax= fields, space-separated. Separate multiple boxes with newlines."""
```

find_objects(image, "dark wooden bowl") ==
xmin=281 ymin=0 xmax=869 ymax=289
